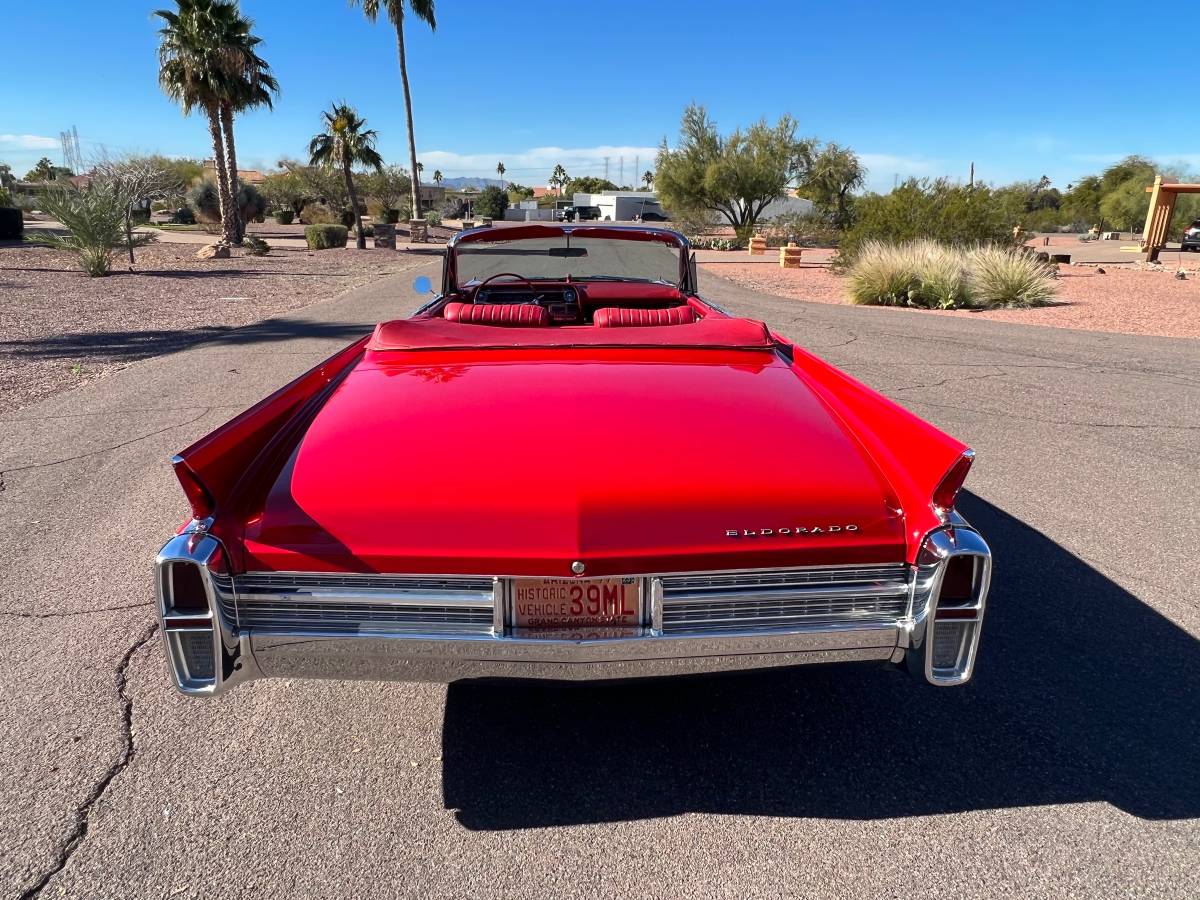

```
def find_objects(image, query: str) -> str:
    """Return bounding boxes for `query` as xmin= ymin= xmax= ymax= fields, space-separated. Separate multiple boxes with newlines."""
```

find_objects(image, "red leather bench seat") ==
xmin=592 ymin=306 xmax=698 ymax=328
xmin=443 ymin=302 xmax=548 ymax=326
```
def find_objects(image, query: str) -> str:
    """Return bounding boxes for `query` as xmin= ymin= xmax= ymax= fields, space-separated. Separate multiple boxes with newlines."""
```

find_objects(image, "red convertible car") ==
xmin=155 ymin=224 xmax=991 ymax=697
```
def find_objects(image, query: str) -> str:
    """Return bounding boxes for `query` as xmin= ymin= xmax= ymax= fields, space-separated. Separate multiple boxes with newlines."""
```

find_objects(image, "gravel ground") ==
xmin=0 ymin=242 xmax=430 ymax=414
xmin=702 ymin=261 xmax=1200 ymax=339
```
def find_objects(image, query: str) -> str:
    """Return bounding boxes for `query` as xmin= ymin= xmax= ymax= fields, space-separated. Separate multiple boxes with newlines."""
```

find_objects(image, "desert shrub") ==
xmin=838 ymin=178 xmax=1017 ymax=264
xmin=299 ymin=202 xmax=338 ymax=225
xmin=235 ymin=183 xmax=266 ymax=221
xmin=243 ymin=234 xmax=270 ymax=256
xmin=848 ymin=240 xmax=1057 ymax=310
xmin=382 ymin=208 xmax=401 ymax=224
xmin=170 ymin=206 xmax=196 ymax=225
xmin=27 ymin=184 xmax=155 ymax=276
xmin=0 ymin=187 xmax=12 ymax=208
xmin=129 ymin=207 xmax=151 ymax=225
xmin=441 ymin=198 xmax=468 ymax=219
xmin=966 ymin=246 xmax=1057 ymax=308
xmin=847 ymin=240 xmax=921 ymax=307
xmin=474 ymin=186 xmax=509 ymax=220
xmin=691 ymin=236 xmax=737 ymax=251
xmin=339 ymin=208 xmax=356 ymax=228
xmin=0 ymin=207 xmax=23 ymax=240
xmin=189 ymin=180 xmax=220 ymax=222
xmin=274 ymin=209 xmax=294 ymax=225
xmin=305 ymin=224 xmax=347 ymax=250
xmin=424 ymin=210 xmax=442 ymax=226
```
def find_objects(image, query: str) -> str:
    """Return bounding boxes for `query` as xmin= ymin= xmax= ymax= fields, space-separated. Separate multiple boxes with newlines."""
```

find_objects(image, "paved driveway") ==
xmin=2 ymin=266 xmax=1197 ymax=898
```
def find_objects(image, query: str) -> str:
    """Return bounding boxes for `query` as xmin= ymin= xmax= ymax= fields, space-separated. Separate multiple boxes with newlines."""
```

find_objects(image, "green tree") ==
xmin=655 ymin=104 xmax=813 ymax=238
xmin=24 ymin=157 xmax=68 ymax=182
xmin=563 ymin=176 xmax=618 ymax=195
xmin=260 ymin=169 xmax=308 ymax=215
xmin=474 ymin=184 xmax=508 ymax=219
xmin=308 ymin=103 xmax=384 ymax=249
xmin=802 ymin=143 xmax=864 ymax=230
xmin=549 ymin=164 xmax=568 ymax=196
xmin=156 ymin=0 xmax=260 ymax=244
xmin=642 ymin=169 xmax=654 ymax=189
xmin=352 ymin=0 xmax=436 ymax=219
xmin=363 ymin=164 xmax=412 ymax=218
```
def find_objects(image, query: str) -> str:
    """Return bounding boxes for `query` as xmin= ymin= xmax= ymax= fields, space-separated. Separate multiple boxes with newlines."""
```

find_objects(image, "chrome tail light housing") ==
xmin=905 ymin=525 xmax=992 ymax=686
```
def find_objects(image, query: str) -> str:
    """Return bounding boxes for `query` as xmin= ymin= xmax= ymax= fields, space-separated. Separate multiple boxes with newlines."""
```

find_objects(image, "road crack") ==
xmin=1 ymin=408 xmax=212 ymax=475
xmin=0 ymin=601 xmax=152 ymax=620
xmin=17 ymin=621 xmax=158 ymax=900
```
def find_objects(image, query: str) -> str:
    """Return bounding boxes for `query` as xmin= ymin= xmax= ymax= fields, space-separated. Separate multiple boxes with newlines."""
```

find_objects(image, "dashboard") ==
xmin=473 ymin=286 xmax=580 ymax=323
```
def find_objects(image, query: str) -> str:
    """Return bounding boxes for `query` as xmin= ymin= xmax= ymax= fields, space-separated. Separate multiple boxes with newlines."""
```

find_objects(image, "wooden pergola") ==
xmin=1141 ymin=175 xmax=1200 ymax=260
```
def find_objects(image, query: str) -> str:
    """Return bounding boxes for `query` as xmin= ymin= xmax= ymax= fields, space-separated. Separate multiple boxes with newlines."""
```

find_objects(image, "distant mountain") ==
xmin=437 ymin=176 xmax=506 ymax=190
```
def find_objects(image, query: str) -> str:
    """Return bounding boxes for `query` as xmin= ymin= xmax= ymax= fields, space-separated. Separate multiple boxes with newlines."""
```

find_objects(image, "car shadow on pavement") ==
xmin=441 ymin=493 xmax=1200 ymax=829
xmin=0 ymin=318 xmax=376 ymax=363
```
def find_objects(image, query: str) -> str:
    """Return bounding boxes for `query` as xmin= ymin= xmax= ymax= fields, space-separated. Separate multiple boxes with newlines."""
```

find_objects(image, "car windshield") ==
xmin=454 ymin=234 xmax=682 ymax=287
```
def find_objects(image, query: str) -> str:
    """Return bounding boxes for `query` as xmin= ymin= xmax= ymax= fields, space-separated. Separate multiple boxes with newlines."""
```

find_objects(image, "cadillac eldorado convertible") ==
xmin=155 ymin=224 xmax=991 ymax=696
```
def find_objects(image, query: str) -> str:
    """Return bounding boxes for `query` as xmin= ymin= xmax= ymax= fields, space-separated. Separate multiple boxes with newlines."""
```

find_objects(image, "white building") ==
xmin=572 ymin=191 xmax=666 ymax=222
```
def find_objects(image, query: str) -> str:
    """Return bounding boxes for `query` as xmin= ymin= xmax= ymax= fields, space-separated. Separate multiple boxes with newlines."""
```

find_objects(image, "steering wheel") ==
xmin=475 ymin=272 xmax=538 ymax=302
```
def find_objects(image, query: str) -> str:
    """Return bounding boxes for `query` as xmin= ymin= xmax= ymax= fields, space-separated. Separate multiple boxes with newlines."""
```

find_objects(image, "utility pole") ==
xmin=604 ymin=157 xmax=609 ymax=180
xmin=619 ymin=156 xmax=624 ymax=186
xmin=634 ymin=155 xmax=639 ymax=188
xmin=968 ymin=161 xmax=974 ymax=190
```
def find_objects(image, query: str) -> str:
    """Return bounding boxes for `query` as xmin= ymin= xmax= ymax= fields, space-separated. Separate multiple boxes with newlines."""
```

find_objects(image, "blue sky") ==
xmin=2 ymin=0 xmax=1193 ymax=192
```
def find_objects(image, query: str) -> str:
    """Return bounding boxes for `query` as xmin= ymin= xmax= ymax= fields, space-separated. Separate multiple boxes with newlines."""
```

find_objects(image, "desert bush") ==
xmin=189 ymin=180 xmax=220 ymax=222
xmin=0 ymin=207 xmax=23 ymax=240
xmin=27 ymin=183 xmax=156 ymax=276
xmin=424 ymin=210 xmax=442 ymax=226
xmin=243 ymin=234 xmax=270 ymax=256
xmin=305 ymin=224 xmax=347 ymax=250
xmin=339 ymin=208 xmax=356 ymax=229
xmin=274 ymin=209 xmax=294 ymax=225
xmin=299 ymin=202 xmax=338 ymax=225
xmin=690 ymin=236 xmax=737 ymax=251
xmin=237 ymin=183 xmax=267 ymax=222
xmin=848 ymin=240 xmax=1056 ymax=310
xmin=0 ymin=187 xmax=12 ymax=209
xmin=441 ymin=198 xmax=468 ymax=220
xmin=847 ymin=240 xmax=922 ymax=307
xmin=170 ymin=206 xmax=196 ymax=225
xmin=965 ymin=245 xmax=1057 ymax=308
xmin=838 ymin=178 xmax=1017 ymax=264
xmin=382 ymin=208 xmax=401 ymax=224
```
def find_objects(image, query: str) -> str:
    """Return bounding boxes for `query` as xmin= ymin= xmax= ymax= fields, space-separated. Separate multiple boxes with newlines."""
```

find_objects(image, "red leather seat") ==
xmin=443 ymin=302 xmax=548 ymax=327
xmin=593 ymin=306 xmax=698 ymax=327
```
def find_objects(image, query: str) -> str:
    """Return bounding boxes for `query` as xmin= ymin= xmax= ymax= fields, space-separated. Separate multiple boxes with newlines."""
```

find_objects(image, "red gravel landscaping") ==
xmin=701 ymin=260 xmax=1200 ymax=340
xmin=0 ymin=243 xmax=427 ymax=414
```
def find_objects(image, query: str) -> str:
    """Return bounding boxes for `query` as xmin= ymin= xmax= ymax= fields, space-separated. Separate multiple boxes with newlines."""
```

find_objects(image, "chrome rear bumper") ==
xmin=155 ymin=523 xmax=990 ymax=696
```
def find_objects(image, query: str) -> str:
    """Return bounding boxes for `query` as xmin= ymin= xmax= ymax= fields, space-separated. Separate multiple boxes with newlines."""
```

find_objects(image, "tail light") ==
xmin=172 ymin=455 xmax=215 ymax=520
xmin=932 ymin=450 xmax=975 ymax=514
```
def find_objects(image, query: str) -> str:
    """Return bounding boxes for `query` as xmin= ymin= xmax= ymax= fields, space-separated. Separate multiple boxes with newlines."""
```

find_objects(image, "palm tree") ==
xmin=432 ymin=169 xmax=443 ymax=186
xmin=217 ymin=14 xmax=278 ymax=243
xmin=642 ymin=169 xmax=654 ymax=190
xmin=496 ymin=161 xmax=505 ymax=187
xmin=351 ymin=0 xmax=436 ymax=220
xmin=551 ymin=164 xmax=568 ymax=197
xmin=308 ymin=103 xmax=384 ymax=249
xmin=156 ymin=0 xmax=253 ymax=243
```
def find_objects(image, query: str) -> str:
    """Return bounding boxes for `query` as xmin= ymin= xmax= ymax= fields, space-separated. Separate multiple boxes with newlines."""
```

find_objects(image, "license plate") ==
xmin=511 ymin=577 xmax=642 ymax=629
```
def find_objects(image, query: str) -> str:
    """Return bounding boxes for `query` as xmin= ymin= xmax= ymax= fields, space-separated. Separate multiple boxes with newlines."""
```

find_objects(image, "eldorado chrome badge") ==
xmin=726 ymin=525 xmax=859 ymax=537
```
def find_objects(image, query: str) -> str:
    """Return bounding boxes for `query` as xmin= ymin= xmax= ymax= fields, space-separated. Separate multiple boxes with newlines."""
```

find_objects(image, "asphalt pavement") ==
xmin=1 ymin=262 xmax=1197 ymax=899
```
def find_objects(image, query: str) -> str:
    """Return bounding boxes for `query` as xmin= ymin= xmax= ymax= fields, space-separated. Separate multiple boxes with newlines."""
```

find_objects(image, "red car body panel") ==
xmin=172 ymin=233 xmax=969 ymax=577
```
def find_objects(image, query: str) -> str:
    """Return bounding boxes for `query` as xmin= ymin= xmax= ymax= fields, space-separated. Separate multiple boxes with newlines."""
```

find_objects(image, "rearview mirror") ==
xmin=412 ymin=275 xmax=433 ymax=294
xmin=548 ymin=247 xmax=588 ymax=258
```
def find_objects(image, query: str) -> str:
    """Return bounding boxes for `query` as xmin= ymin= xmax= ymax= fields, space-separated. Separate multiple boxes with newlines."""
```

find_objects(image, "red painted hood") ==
xmin=240 ymin=347 xmax=907 ymax=575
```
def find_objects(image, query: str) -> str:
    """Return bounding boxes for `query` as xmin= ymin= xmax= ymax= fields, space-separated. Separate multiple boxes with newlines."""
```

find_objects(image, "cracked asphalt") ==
xmin=1 ymin=264 xmax=1197 ymax=899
